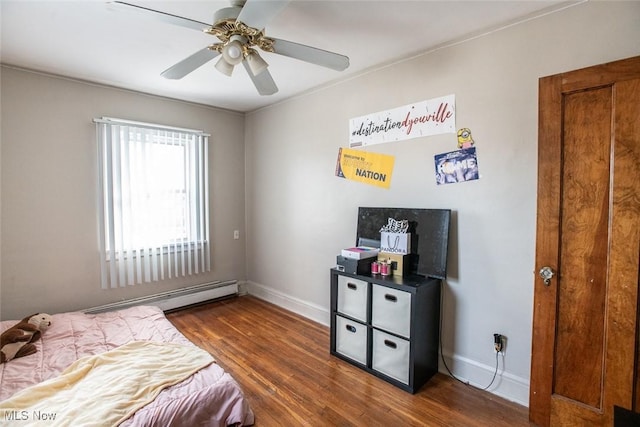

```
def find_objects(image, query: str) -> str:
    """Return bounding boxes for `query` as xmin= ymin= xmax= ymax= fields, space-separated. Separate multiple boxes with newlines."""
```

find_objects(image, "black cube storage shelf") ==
xmin=330 ymin=207 xmax=450 ymax=393
xmin=330 ymin=268 xmax=441 ymax=393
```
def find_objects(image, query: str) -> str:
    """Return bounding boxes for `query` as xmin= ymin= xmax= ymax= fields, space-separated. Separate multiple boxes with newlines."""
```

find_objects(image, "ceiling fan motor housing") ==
xmin=213 ymin=6 xmax=241 ymax=24
xmin=207 ymin=7 xmax=274 ymax=56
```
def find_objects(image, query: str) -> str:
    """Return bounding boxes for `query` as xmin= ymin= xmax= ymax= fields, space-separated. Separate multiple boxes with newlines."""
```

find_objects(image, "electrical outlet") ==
xmin=233 ymin=230 xmax=240 ymax=240
xmin=493 ymin=333 xmax=506 ymax=353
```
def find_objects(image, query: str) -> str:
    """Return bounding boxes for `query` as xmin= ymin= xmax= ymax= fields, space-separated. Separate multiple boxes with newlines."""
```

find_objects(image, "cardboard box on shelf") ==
xmin=377 ymin=252 xmax=412 ymax=277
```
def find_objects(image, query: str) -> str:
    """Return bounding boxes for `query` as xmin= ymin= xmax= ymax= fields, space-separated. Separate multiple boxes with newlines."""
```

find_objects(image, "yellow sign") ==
xmin=335 ymin=147 xmax=395 ymax=189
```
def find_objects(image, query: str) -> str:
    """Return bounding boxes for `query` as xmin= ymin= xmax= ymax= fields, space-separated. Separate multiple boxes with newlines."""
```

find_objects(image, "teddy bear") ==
xmin=0 ymin=313 xmax=52 ymax=363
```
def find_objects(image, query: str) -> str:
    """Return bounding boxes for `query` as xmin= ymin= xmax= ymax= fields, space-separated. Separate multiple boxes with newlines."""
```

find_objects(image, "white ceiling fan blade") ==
xmin=237 ymin=0 xmax=290 ymax=30
xmin=242 ymin=61 xmax=278 ymax=96
xmin=162 ymin=48 xmax=220 ymax=79
xmin=271 ymin=38 xmax=349 ymax=71
xmin=109 ymin=1 xmax=211 ymax=32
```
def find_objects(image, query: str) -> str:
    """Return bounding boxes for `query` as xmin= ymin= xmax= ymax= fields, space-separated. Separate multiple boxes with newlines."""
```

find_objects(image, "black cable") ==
xmin=438 ymin=282 xmax=501 ymax=391
xmin=480 ymin=351 xmax=500 ymax=390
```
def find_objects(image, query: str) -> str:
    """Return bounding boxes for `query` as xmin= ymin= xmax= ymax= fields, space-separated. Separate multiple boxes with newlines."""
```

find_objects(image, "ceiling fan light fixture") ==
xmin=214 ymin=56 xmax=235 ymax=76
xmin=222 ymin=39 xmax=244 ymax=66
xmin=246 ymin=50 xmax=269 ymax=76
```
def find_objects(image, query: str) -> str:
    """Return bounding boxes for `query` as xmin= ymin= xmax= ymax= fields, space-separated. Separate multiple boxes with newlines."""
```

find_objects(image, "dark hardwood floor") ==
xmin=166 ymin=295 xmax=530 ymax=426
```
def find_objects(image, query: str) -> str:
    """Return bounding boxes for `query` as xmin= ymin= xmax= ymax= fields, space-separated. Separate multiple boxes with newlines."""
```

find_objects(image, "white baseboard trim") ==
xmin=236 ymin=280 xmax=250 ymax=296
xmin=439 ymin=351 xmax=530 ymax=407
xmin=245 ymin=280 xmax=529 ymax=406
xmin=245 ymin=280 xmax=330 ymax=326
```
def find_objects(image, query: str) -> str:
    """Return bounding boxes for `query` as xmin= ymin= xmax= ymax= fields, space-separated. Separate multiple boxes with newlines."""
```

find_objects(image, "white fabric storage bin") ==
xmin=371 ymin=284 xmax=411 ymax=338
xmin=335 ymin=315 xmax=367 ymax=365
xmin=372 ymin=329 xmax=410 ymax=385
xmin=337 ymin=275 xmax=368 ymax=322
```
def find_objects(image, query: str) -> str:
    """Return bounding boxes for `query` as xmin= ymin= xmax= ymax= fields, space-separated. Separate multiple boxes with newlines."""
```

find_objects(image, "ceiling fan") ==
xmin=112 ymin=0 xmax=350 ymax=95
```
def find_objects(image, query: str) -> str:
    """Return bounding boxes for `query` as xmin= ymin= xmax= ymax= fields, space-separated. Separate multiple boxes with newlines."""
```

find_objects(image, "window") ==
xmin=95 ymin=118 xmax=210 ymax=289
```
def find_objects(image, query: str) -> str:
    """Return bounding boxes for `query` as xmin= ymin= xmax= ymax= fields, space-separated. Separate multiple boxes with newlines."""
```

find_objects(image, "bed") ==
xmin=0 ymin=305 xmax=255 ymax=426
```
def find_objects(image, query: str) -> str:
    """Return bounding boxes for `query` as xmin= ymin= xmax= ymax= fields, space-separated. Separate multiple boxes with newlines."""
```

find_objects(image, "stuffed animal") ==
xmin=0 ymin=313 xmax=52 ymax=363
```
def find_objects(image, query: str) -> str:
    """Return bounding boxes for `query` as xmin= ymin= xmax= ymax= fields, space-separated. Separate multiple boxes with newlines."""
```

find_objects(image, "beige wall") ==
xmin=244 ymin=1 xmax=640 ymax=405
xmin=0 ymin=68 xmax=246 ymax=320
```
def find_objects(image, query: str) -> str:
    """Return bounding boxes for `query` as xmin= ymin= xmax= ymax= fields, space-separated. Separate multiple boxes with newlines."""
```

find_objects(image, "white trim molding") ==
xmin=439 ymin=350 xmax=530 ymax=407
xmin=245 ymin=280 xmax=330 ymax=326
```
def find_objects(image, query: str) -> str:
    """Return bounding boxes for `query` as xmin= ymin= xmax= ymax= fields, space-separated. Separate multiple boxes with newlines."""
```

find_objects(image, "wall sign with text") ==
xmin=335 ymin=147 xmax=395 ymax=189
xmin=349 ymin=95 xmax=456 ymax=147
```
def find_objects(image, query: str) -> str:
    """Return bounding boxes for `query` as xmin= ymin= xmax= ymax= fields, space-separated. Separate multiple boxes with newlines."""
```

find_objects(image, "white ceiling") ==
xmin=1 ymin=0 xmax=577 ymax=112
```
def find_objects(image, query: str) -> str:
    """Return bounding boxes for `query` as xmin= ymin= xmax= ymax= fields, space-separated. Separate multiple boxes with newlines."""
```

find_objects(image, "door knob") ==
xmin=539 ymin=266 xmax=555 ymax=285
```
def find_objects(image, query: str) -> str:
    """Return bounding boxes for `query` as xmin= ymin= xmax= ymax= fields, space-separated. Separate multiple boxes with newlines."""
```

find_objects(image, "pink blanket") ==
xmin=0 ymin=306 xmax=254 ymax=426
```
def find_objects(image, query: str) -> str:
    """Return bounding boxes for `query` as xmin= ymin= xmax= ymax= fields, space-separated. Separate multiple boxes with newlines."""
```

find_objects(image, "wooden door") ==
xmin=529 ymin=56 xmax=640 ymax=426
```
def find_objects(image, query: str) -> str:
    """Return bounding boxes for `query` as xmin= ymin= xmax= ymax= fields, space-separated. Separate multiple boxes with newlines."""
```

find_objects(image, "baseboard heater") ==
xmin=83 ymin=280 xmax=238 ymax=314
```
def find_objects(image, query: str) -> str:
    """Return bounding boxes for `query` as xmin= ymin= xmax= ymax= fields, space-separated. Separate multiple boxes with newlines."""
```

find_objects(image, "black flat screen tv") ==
xmin=356 ymin=207 xmax=451 ymax=279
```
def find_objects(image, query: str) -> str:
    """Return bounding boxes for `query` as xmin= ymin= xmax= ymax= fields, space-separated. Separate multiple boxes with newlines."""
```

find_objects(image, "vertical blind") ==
xmin=94 ymin=117 xmax=210 ymax=289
